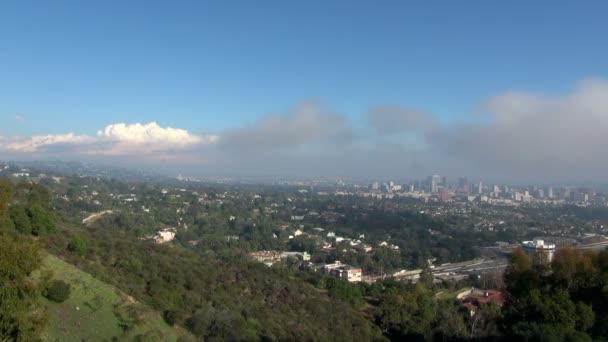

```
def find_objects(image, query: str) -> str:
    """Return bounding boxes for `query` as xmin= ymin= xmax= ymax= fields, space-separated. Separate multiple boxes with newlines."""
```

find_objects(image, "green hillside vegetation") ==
xmin=36 ymin=254 xmax=194 ymax=342
xmin=46 ymin=222 xmax=385 ymax=341
xmin=7 ymin=177 xmax=608 ymax=341
xmin=1 ymin=180 xmax=48 ymax=341
xmin=2 ymin=179 xmax=385 ymax=341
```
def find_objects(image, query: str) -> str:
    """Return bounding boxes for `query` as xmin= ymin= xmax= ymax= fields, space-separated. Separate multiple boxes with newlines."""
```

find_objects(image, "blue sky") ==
xmin=2 ymin=1 xmax=606 ymax=134
xmin=1 ymin=1 xmax=608 ymax=179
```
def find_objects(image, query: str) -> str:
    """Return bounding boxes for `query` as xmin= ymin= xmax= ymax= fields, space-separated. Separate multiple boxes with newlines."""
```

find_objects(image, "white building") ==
xmin=323 ymin=261 xmax=362 ymax=282
xmin=522 ymin=239 xmax=556 ymax=263
xmin=155 ymin=229 xmax=176 ymax=244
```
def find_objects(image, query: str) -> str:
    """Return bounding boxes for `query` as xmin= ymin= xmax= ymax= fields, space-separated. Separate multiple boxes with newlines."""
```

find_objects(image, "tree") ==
xmin=325 ymin=277 xmax=364 ymax=308
xmin=418 ymin=267 xmax=434 ymax=289
xmin=9 ymin=205 xmax=32 ymax=234
xmin=45 ymin=280 xmax=71 ymax=303
xmin=67 ymin=237 xmax=88 ymax=256
xmin=504 ymin=248 xmax=536 ymax=298
xmin=28 ymin=205 xmax=55 ymax=235
xmin=432 ymin=299 xmax=468 ymax=340
xmin=375 ymin=283 xmax=436 ymax=339
xmin=509 ymin=248 xmax=532 ymax=273
xmin=0 ymin=233 xmax=47 ymax=340
xmin=469 ymin=302 xmax=501 ymax=338
xmin=0 ymin=179 xmax=14 ymax=218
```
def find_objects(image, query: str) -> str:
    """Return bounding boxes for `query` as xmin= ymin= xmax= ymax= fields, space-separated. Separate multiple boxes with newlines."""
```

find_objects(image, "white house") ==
xmin=155 ymin=229 xmax=176 ymax=244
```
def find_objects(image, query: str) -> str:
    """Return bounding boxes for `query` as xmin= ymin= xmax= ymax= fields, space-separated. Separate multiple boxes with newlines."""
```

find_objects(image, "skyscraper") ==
xmin=428 ymin=175 xmax=441 ymax=193
xmin=458 ymin=177 xmax=469 ymax=193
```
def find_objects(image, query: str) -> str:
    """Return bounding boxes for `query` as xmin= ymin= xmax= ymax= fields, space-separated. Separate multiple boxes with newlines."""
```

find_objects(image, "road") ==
xmin=433 ymin=258 xmax=507 ymax=277
xmin=392 ymin=241 xmax=608 ymax=283
xmin=578 ymin=240 xmax=608 ymax=251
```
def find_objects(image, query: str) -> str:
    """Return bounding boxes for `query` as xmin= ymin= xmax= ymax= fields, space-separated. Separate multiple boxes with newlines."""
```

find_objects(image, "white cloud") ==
xmin=3 ymin=133 xmax=92 ymax=153
xmin=3 ymin=79 xmax=608 ymax=180
xmin=97 ymin=122 xmax=216 ymax=146
xmin=93 ymin=122 xmax=218 ymax=156
xmin=0 ymin=122 xmax=216 ymax=157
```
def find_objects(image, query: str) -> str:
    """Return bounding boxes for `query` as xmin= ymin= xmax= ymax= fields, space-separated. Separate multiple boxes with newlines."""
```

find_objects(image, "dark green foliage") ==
xmin=325 ymin=276 xmax=365 ymax=307
xmin=14 ymin=182 xmax=52 ymax=209
xmin=0 ymin=180 xmax=47 ymax=340
xmin=46 ymin=225 xmax=385 ymax=341
xmin=0 ymin=179 xmax=14 ymax=218
xmin=162 ymin=310 xmax=180 ymax=326
xmin=0 ymin=233 xmax=46 ymax=341
xmin=499 ymin=247 xmax=608 ymax=340
xmin=9 ymin=205 xmax=31 ymax=234
xmin=67 ymin=236 xmax=88 ymax=256
xmin=28 ymin=205 xmax=55 ymax=235
xmin=45 ymin=280 xmax=71 ymax=303
xmin=9 ymin=204 xmax=55 ymax=236
xmin=372 ymin=282 xmax=468 ymax=340
xmin=469 ymin=302 xmax=501 ymax=338
xmin=1 ymin=181 xmax=56 ymax=236
xmin=16 ymin=175 xmax=608 ymax=341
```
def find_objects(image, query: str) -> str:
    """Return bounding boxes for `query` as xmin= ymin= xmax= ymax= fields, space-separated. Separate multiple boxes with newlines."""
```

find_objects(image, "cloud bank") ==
xmin=219 ymin=101 xmax=352 ymax=150
xmin=434 ymin=78 xmax=608 ymax=180
xmin=2 ymin=78 xmax=608 ymax=181
xmin=1 ymin=122 xmax=217 ymax=159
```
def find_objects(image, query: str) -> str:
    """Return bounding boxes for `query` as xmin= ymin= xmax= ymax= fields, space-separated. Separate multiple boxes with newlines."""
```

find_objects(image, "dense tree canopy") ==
xmin=0 ymin=180 xmax=47 ymax=341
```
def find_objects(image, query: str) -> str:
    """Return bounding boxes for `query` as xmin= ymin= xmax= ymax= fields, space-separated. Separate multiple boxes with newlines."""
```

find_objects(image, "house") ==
xmin=460 ymin=289 xmax=506 ymax=316
xmin=155 ymin=228 xmax=176 ymax=244
xmin=12 ymin=172 xmax=29 ymax=177
xmin=323 ymin=261 xmax=362 ymax=282
xmin=280 ymin=251 xmax=310 ymax=261
xmin=250 ymin=251 xmax=282 ymax=266
xmin=356 ymin=244 xmax=373 ymax=253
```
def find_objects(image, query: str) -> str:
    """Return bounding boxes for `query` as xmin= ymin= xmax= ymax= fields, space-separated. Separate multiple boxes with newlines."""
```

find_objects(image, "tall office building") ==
xmin=458 ymin=177 xmax=469 ymax=193
xmin=428 ymin=175 xmax=441 ymax=193
xmin=477 ymin=181 xmax=483 ymax=194
xmin=537 ymin=189 xmax=545 ymax=198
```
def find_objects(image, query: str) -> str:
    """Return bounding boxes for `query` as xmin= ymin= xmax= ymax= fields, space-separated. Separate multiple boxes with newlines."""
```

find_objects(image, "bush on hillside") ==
xmin=46 ymin=280 xmax=71 ymax=303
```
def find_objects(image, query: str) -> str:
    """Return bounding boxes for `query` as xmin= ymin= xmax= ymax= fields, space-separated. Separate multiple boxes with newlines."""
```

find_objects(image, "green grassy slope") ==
xmin=38 ymin=254 xmax=194 ymax=342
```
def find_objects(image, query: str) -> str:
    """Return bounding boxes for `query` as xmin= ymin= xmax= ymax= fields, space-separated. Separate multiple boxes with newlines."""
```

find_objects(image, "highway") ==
xmin=432 ymin=258 xmax=507 ymax=277
xmin=578 ymin=240 xmax=608 ymax=251
xmin=391 ymin=241 xmax=608 ymax=283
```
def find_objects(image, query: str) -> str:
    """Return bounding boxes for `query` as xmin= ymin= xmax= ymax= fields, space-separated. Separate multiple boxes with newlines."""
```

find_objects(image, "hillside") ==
xmin=37 ymin=254 xmax=194 ymax=342
xmin=45 ymin=223 xmax=386 ymax=341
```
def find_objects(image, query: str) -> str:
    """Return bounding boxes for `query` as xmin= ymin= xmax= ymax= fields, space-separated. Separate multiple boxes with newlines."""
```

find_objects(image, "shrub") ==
xmin=46 ymin=280 xmax=71 ymax=302
xmin=67 ymin=237 xmax=88 ymax=256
